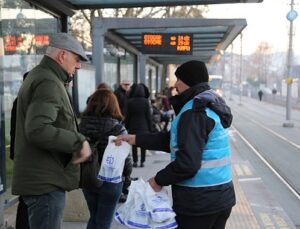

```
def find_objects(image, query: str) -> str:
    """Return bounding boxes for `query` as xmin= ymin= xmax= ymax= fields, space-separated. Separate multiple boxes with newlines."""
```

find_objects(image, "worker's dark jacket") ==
xmin=136 ymin=83 xmax=236 ymax=216
xmin=12 ymin=56 xmax=86 ymax=195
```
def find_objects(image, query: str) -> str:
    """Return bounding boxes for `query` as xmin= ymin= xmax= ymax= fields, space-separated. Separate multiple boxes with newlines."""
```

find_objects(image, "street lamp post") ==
xmin=283 ymin=0 xmax=297 ymax=127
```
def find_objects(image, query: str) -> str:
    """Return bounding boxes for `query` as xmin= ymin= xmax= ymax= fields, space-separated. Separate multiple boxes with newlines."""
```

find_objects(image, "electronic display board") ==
xmin=141 ymin=33 xmax=193 ymax=55
xmin=3 ymin=35 xmax=49 ymax=55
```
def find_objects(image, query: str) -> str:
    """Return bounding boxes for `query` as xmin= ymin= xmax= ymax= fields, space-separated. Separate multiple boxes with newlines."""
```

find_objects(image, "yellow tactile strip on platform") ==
xmin=259 ymin=213 xmax=290 ymax=228
xmin=226 ymin=177 xmax=260 ymax=229
xmin=234 ymin=164 xmax=253 ymax=177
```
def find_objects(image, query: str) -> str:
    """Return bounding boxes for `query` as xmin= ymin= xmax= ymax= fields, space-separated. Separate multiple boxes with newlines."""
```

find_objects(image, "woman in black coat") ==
xmin=125 ymin=83 xmax=152 ymax=167
xmin=79 ymin=88 xmax=132 ymax=229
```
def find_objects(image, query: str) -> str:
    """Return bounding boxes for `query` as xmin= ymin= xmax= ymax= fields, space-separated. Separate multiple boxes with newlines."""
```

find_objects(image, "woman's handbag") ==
xmin=80 ymin=140 xmax=103 ymax=189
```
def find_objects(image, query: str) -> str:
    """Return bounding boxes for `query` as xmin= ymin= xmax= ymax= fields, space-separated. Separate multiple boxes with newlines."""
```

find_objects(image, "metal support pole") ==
xmin=238 ymin=33 xmax=243 ymax=105
xmin=61 ymin=15 xmax=69 ymax=33
xmin=283 ymin=0 xmax=296 ymax=127
xmin=92 ymin=19 xmax=105 ymax=87
xmin=138 ymin=54 xmax=146 ymax=84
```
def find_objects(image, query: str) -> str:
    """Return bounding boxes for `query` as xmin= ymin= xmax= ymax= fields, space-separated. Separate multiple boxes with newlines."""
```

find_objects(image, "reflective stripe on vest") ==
xmin=170 ymin=99 xmax=232 ymax=187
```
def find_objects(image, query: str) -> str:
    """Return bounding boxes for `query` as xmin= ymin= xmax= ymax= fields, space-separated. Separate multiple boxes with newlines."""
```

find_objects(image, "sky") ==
xmin=205 ymin=0 xmax=300 ymax=58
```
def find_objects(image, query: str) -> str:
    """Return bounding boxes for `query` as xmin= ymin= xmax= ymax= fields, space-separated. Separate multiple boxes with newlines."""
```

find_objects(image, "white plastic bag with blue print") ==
xmin=144 ymin=182 xmax=176 ymax=225
xmin=114 ymin=179 xmax=177 ymax=229
xmin=115 ymin=179 xmax=151 ymax=228
xmin=97 ymin=135 xmax=130 ymax=183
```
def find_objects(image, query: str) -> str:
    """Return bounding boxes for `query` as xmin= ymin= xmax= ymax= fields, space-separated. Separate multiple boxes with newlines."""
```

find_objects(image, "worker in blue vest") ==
xmin=114 ymin=60 xmax=236 ymax=229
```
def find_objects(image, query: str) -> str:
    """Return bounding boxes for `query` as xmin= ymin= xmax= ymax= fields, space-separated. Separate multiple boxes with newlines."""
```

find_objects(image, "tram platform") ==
xmin=3 ymin=133 xmax=298 ymax=229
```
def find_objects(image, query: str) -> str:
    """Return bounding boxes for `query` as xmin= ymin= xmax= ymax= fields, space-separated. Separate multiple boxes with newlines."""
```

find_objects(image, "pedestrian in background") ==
xmin=157 ymin=87 xmax=174 ymax=131
xmin=125 ymin=83 xmax=152 ymax=168
xmin=11 ymin=33 xmax=91 ymax=229
xmin=114 ymin=79 xmax=131 ymax=116
xmin=258 ymin=89 xmax=263 ymax=101
xmin=79 ymin=88 xmax=132 ymax=229
xmin=114 ymin=60 xmax=236 ymax=229
xmin=10 ymin=72 xmax=30 ymax=229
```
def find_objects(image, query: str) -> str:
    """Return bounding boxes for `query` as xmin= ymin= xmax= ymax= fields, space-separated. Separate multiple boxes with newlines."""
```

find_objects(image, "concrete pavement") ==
xmin=3 ymin=135 xmax=298 ymax=228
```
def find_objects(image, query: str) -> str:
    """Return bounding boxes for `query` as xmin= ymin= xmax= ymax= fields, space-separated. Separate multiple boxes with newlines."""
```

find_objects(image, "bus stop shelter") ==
xmin=1 ymin=0 xmax=262 ymax=226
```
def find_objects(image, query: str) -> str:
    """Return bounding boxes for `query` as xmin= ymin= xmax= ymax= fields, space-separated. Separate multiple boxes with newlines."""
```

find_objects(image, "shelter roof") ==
xmin=25 ymin=0 xmax=263 ymax=16
xmin=96 ymin=17 xmax=247 ymax=64
xmin=25 ymin=0 xmax=257 ymax=63
xmin=65 ymin=0 xmax=263 ymax=9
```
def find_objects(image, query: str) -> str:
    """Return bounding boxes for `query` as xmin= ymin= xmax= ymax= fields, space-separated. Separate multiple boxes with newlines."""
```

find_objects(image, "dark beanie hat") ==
xmin=175 ymin=60 xmax=209 ymax=87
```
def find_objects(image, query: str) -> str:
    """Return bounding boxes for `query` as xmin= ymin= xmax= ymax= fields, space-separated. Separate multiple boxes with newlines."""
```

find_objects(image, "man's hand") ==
xmin=72 ymin=140 xmax=92 ymax=164
xmin=112 ymin=134 xmax=136 ymax=146
xmin=148 ymin=177 xmax=162 ymax=192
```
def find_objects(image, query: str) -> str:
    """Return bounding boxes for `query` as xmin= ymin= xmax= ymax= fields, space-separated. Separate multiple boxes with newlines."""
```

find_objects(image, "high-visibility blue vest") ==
xmin=170 ymin=99 xmax=232 ymax=187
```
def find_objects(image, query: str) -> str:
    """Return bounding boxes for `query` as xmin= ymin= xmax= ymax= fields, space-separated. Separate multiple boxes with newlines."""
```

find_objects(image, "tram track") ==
xmin=227 ymin=95 xmax=300 ymax=126
xmin=228 ymin=99 xmax=300 ymax=201
xmin=232 ymin=125 xmax=300 ymax=200
xmin=236 ymin=98 xmax=300 ymax=124
xmin=236 ymin=112 xmax=300 ymax=151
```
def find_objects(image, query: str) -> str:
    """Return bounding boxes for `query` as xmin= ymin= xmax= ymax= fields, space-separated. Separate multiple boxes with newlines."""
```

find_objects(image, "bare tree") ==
xmin=246 ymin=42 xmax=273 ymax=86
xmin=241 ymin=41 xmax=285 ymax=92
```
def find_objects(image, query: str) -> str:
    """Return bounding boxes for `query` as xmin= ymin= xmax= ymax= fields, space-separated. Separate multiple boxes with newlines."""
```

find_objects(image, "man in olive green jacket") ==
xmin=12 ymin=33 xmax=91 ymax=229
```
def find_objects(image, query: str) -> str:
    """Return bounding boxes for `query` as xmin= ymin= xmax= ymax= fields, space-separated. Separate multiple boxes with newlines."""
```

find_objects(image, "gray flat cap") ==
xmin=49 ymin=33 xmax=88 ymax=61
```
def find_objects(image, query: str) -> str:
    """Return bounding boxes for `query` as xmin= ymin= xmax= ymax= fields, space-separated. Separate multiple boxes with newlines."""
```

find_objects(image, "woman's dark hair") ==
xmin=96 ymin=82 xmax=111 ymax=90
xmin=84 ymin=88 xmax=124 ymax=121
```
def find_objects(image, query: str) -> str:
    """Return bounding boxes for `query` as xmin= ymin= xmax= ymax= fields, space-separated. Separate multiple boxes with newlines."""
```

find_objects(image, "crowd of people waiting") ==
xmin=10 ymin=32 xmax=234 ymax=229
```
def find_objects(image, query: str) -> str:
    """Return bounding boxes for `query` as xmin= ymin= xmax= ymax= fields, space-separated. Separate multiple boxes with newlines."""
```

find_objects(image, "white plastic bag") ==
xmin=115 ymin=179 xmax=177 ymax=229
xmin=97 ymin=136 xmax=130 ymax=183
xmin=144 ymin=182 xmax=176 ymax=223
xmin=115 ymin=179 xmax=151 ymax=228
